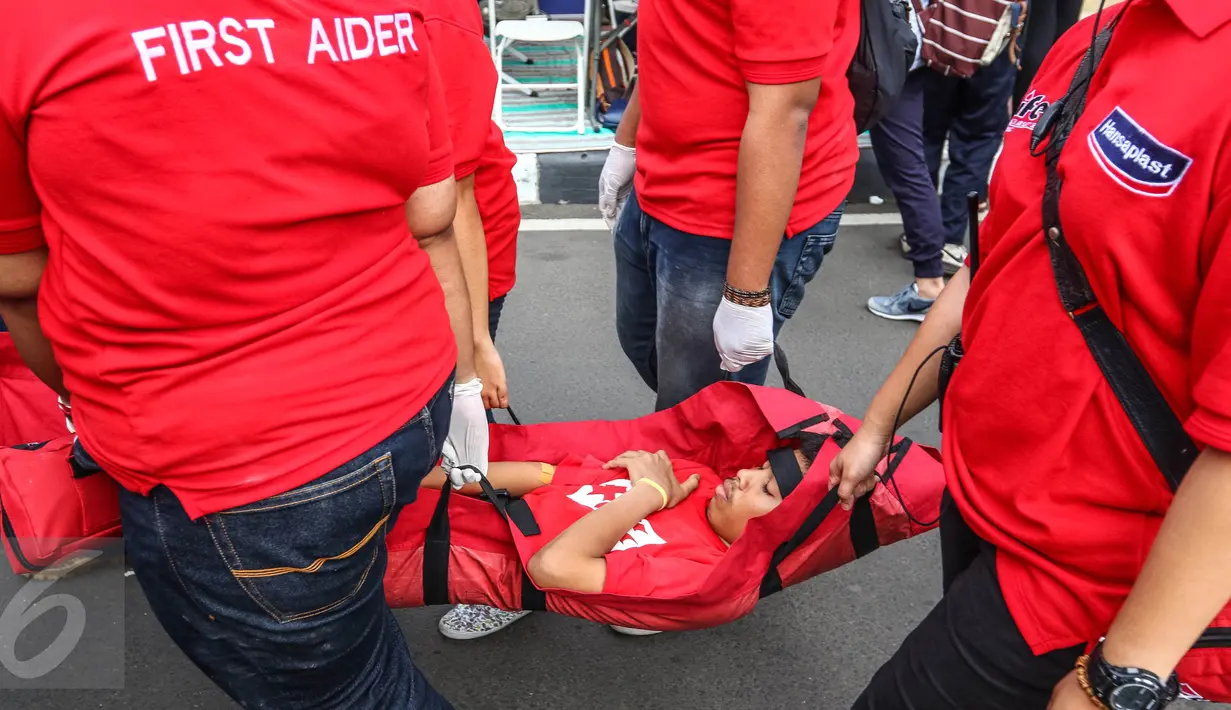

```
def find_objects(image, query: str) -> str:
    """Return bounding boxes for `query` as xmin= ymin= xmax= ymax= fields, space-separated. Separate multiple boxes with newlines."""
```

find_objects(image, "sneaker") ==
xmin=438 ymin=604 xmax=531 ymax=640
xmin=942 ymin=243 xmax=968 ymax=275
xmin=867 ymin=283 xmax=936 ymax=323
xmin=609 ymin=625 xmax=663 ymax=636
xmin=899 ymin=233 xmax=910 ymax=256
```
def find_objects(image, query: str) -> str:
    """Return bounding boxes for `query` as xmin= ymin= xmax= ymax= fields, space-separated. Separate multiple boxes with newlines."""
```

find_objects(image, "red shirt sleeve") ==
xmin=601 ymin=550 xmax=722 ymax=598
xmin=731 ymin=0 xmax=834 ymax=84
xmin=421 ymin=36 xmax=455 ymax=187
xmin=0 ymin=121 xmax=45 ymax=254
xmin=424 ymin=18 xmax=492 ymax=180
xmin=1185 ymin=183 xmax=1231 ymax=452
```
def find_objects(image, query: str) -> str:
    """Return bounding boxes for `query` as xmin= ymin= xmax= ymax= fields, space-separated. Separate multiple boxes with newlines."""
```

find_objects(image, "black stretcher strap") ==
xmin=773 ymin=341 xmax=806 ymax=399
xmin=423 ymin=483 xmax=453 ymax=606
xmin=767 ymin=446 xmax=805 ymax=499
xmin=760 ymin=434 xmax=913 ymax=597
xmin=775 ymin=413 xmax=829 ymax=440
xmin=1038 ymin=11 xmax=1196 ymax=493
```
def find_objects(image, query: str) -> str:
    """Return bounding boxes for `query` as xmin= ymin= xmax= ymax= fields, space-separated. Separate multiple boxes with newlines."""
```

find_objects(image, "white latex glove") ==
xmin=598 ymin=143 xmax=637 ymax=230
xmin=442 ymin=377 xmax=488 ymax=489
xmin=712 ymin=297 xmax=774 ymax=373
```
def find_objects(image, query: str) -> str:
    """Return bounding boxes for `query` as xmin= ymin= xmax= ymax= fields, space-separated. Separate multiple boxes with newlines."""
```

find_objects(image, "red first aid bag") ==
xmin=0 ymin=436 xmax=122 ymax=575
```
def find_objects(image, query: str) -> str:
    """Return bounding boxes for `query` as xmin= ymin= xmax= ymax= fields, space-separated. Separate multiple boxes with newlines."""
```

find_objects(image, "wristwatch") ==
xmin=1078 ymin=641 xmax=1180 ymax=710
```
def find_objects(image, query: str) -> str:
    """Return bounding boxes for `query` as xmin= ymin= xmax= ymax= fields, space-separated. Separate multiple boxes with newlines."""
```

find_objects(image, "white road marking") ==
xmin=520 ymin=212 xmax=903 ymax=233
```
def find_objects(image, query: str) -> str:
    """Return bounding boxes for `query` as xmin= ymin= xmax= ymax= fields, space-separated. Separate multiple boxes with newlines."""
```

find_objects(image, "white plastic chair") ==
xmin=490 ymin=1 xmax=591 ymax=134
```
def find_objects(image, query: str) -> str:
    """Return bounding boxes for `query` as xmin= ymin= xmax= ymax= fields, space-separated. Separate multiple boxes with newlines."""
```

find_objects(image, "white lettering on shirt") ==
xmin=374 ymin=15 xmax=398 ymax=56
xmin=566 ymin=479 xmax=668 ymax=553
xmin=307 ymin=18 xmax=340 ymax=64
xmin=333 ymin=18 xmax=351 ymax=61
xmin=345 ymin=17 xmax=375 ymax=60
xmin=246 ymin=19 xmax=276 ymax=64
xmin=394 ymin=13 xmax=419 ymax=53
xmin=132 ymin=27 xmax=169 ymax=82
xmin=218 ymin=18 xmax=252 ymax=65
xmin=132 ymin=14 xmax=414 ymax=80
xmin=133 ymin=18 xmax=276 ymax=80
xmin=165 ymin=23 xmax=191 ymax=76
xmin=181 ymin=20 xmax=224 ymax=73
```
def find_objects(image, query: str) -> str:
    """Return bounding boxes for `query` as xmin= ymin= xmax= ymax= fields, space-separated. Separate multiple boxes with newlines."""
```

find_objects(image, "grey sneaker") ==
xmin=438 ymin=604 xmax=531 ymax=640
xmin=899 ymin=232 xmax=911 ymax=256
xmin=868 ymin=283 xmax=935 ymax=323
xmin=609 ymin=625 xmax=663 ymax=636
xmin=942 ymin=243 xmax=968 ymax=275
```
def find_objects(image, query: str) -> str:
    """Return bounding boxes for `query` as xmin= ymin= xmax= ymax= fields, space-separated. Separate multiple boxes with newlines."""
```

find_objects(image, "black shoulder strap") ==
xmin=1039 ymin=9 xmax=1197 ymax=492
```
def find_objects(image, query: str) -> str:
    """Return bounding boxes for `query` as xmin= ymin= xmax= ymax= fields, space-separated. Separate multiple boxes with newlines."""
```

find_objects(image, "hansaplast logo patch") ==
xmin=1087 ymin=107 xmax=1192 ymax=197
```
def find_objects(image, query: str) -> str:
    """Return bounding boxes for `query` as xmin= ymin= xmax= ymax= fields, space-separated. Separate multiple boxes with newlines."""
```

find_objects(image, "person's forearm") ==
xmin=452 ymin=174 xmax=492 ymax=344
xmin=417 ymin=226 xmax=477 ymax=381
xmin=0 ymin=297 xmax=65 ymax=397
xmin=726 ymin=94 xmax=812 ymax=292
xmin=1100 ymin=447 xmax=1231 ymax=678
xmin=420 ymin=461 xmax=549 ymax=497
xmin=547 ymin=484 xmax=661 ymax=561
xmin=614 ymin=85 xmax=640 ymax=148
xmin=861 ymin=268 xmax=969 ymax=437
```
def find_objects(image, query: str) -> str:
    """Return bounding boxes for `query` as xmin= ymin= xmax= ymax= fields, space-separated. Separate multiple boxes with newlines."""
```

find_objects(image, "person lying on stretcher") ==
xmin=421 ymin=432 xmax=825 ymax=595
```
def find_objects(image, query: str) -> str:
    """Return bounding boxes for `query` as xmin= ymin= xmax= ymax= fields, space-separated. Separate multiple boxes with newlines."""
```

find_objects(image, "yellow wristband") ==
xmin=637 ymin=478 xmax=669 ymax=511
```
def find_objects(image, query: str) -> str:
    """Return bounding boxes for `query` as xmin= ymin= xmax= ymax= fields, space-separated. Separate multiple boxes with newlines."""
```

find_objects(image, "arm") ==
xmin=1099 ymin=447 xmax=1231 ymax=676
xmin=453 ymin=173 xmax=507 ymax=409
xmin=408 ymin=177 xmax=477 ymax=382
xmin=614 ymin=85 xmax=640 ymax=148
xmin=829 ymin=268 xmax=969 ymax=507
xmin=724 ymin=78 xmax=819 ymax=293
xmin=598 ymin=85 xmax=640 ymax=228
xmin=0 ymin=249 xmax=65 ymax=397
xmin=528 ymin=483 xmax=661 ymax=594
xmin=420 ymin=461 xmax=550 ymax=498
xmin=527 ymin=451 xmax=700 ymax=594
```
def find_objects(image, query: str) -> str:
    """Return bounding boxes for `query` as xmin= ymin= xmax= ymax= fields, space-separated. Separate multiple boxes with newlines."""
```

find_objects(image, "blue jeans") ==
xmin=614 ymin=192 xmax=842 ymax=412
xmin=114 ymin=377 xmax=455 ymax=710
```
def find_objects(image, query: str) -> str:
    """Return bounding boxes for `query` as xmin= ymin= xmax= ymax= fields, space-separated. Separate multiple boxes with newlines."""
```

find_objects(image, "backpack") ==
xmin=912 ymin=0 xmax=1025 ymax=78
xmin=847 ymin=0 xmax=919 ymax=134
xmin=592 ymin=37 xmax=636 ymax=130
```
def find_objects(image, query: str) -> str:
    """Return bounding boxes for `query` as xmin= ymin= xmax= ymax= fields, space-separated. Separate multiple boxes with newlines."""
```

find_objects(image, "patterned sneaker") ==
xmin=609 ymin=625 xmax=663 ymax=636
xmin=867 ymin=283 xmax=936 ymax=323
xmin=941 ymin=243 xmax=969 ymax=275
xmin=437 ymin=605 xmax=531 ymax=640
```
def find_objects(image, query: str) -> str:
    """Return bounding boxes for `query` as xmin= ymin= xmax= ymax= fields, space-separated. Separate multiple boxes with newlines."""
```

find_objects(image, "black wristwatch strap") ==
xmin=1084 ymin=641 xmax=1180 ymax=710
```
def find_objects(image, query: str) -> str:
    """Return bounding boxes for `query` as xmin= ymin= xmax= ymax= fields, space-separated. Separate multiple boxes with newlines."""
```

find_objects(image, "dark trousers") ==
xmin=115 ymin=380 xmax=456 ymax=710
xmin=869 ymin=70 xmax=947 ymax=280
xmin=851 ymin=492 xmax=1082 ymax=709
xmin=614 ymin=190 xmax=842 ymax=412
xmin=922 ymin=49 xmax=1017 ymax=246
xmin=1014 ymin=0 xmax=1083 ymax=106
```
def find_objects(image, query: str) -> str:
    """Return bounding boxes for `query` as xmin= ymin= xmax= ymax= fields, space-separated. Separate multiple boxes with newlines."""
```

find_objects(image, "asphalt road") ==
xmin=0 ymin=214 xmax=1213 ymax=709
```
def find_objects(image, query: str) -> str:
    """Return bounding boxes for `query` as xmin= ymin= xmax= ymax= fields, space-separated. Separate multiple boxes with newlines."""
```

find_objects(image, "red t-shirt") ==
xmin=945 ymin=0 xmax=1231 ymax=654
xmin=417 ymin=0 xmax=495 ymax=180
xmin=518 ymin=455 xmax=727 ymax=598
xmin=475 ymin=122 xmax=520 ymax=302
xmin=632 ymin=0 xmax=860 ymax=239
xmin=0 ymin=4 xmax=458 ymax=519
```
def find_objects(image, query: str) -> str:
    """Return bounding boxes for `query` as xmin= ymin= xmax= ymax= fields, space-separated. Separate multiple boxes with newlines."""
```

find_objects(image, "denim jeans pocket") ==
xmin=778 ymin=230 xmax=838 ymax=318
xmin=202 ymin=453 xmax=398 ymax=623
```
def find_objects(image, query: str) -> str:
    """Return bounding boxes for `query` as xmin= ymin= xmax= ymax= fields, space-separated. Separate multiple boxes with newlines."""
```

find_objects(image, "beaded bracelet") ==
xmin=723 ymin=282 xmax=771 ymax=308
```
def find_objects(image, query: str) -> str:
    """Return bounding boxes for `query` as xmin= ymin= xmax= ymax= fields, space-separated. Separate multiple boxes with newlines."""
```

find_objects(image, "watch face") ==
xmin=1109 ymin=683 xmax=1160 ymax=710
